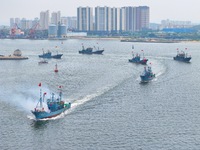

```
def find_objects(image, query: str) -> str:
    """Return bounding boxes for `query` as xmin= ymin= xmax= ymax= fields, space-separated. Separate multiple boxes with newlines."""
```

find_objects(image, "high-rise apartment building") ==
xmin=95 ymin=6 xmax=121 ymax=32
xmin=10 ymin=18 xmax=21 ymax=28
xmin=10 ymin=18 xmax=15 ymax=28
xmin=61 ymin=17 xmax=68 ymax=26
xmin=77 ymin=5 xmax=149 ymax=33
xmin=120 ymin=8 xmax=126 ymax=32
xmin=123 ymin=7 xmax=137 ymax=32
xmin=77 ymin=7 xmax=93 ymax=31
xmin=136 ymin=6 xmax=149 ymax=31
xmin=95 ymin=6 xmax=109 ymax=32
xmin=20 ymin=18 xmax=32 ymax=30
xmin=40 ymin=10 xmax=49 ymax=30
xmin=120 ymin=6 xmax=149 ymax=32
xmin=70 ymin=17 xmax=77 ymax=30
xmin=15 ymin=18 xmax=21 ymax=26
xmin=111 ymin=7 xmax=121 ymax=32
xmin=51 ymin=11 xmax=61 ymax=26
xmin=61 ymin=17 xmax=77 ymax=31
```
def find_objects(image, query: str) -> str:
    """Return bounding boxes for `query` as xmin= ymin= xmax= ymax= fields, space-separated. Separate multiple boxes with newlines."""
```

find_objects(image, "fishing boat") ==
xmin=31 ymin=84 xmax=71 ymax=120
xmin=39 ymin=50 xmax=63 ymax=59
xmin=79 ymin=46 xmax=93 ymax=54
xmin=92 ymin=45 xmax=104 ymax=54
xmin=129 ymin=53 xmax=148 ymax=65
xmin=173 ymin=48 xmax=191 ymax=62
xmin=79 ymin=45 xmax=104 ymax=54
xmin=140 ymin=65 xmax=155 ymax=82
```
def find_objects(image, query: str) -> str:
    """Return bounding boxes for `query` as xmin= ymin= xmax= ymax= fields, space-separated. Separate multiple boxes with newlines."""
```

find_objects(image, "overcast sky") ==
xmin=1 ymin=0 xmax=200 ymax=25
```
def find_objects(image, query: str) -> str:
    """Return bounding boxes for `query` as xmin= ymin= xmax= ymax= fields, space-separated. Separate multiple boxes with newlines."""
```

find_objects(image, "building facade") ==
xmin=61 ymin=16 xmax=77 ymax=31
xmin=77 ymin=7 xmax=93 ymax=31
xmin=95 ymin=6 xmax=110 ymax=32
xmin=20 ymin=18 xmax=32 ymax=30
xmin=136 ymin=6 xmax=150 ymax=31
xmin=121 ymin=6 xmax=149 ymax=32
xmin=111 ymin=8 xmax=121 ymax=32
xmin=40 ymin=10 xmax=49 ymax=30
xmin=10 ymin=18 xmax=15 ymax=28
xmin=51 ymin=11 xmax=61 ymax=27
xmin=10 ymin=18 xmax=21 ymax=28
xmin=81 ymin=6 xmax=150 ymax=33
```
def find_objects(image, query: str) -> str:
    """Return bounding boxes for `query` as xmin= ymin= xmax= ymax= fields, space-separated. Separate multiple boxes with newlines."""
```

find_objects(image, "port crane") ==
xmin=10 ymin=23 xmax=20 ymax=38
xmin=29 ymin=23 xmax=40 ymax=39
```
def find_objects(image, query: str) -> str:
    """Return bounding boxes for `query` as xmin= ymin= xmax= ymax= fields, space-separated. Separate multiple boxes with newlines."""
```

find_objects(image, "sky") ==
xmin=1 ymin=0 xmax=200 ymax=25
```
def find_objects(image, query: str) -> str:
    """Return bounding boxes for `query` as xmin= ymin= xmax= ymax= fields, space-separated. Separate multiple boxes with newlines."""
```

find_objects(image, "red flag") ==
xmin=38 ymin=83 xmax=41 ymax=87
xmin=44 ymin=92 xmax=47 ymax=95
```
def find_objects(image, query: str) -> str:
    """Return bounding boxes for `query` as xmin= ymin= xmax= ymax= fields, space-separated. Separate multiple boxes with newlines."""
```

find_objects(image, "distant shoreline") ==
xmin=1 ymin=37 xmax=200 ymax=43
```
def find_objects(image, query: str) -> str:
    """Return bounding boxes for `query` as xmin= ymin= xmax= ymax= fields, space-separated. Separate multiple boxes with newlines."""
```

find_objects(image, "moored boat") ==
xmin=31 ymin=84 xmax=71 ymax=120
xmin=140 ymin=65 xmax=155 ymax=82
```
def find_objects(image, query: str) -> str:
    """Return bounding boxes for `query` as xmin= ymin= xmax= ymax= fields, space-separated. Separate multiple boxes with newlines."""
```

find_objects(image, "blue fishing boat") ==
xmin=79 ymin=46 xmax=93 ymax=54
xmin=39 ymin=50 xmax=63 ymax=59
xmin=79 ymin=45 xmax=104 ymax=54
xmin=129 ymin=53 xmax=148 ymax=65
xmin=92 ymin=49 xmax=104 ymax=54
xmin=140 ymin=66 xmax=155 ymax=82
xmin=173 ymin=49 xmax=191 ymax=62
xmin=31 ymin=84 xmax=71 ymax=120
xmin=92 ymin=45 xmax=104 ymax=54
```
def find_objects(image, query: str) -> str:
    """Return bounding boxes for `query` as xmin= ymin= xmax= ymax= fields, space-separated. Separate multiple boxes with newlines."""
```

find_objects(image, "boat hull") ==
xmin=140 ymin=74 xmax=155 ymax=82
xmin=32 ymin=106 xmax=70 ymax=120
xmin=79 ymin=51 xmax=93 ymax=54
xmin=51 ymin=54 xmax=63 ymax=59
xmin=173 ymin=57 xmax=191 ymax=62
xmin=79 ymin=50 xmax=104 ymax=54
xmin=129 ymin=58 xmax=148 ymax=65
xmin=39 ymin=54 xmax=63 ymax=59
xmin=92 ymin=50 xmax=104 ymax=54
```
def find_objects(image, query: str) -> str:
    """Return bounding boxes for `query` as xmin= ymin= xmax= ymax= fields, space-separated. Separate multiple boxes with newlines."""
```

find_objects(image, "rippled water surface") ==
xmin=0 ymin=39 xmax=200 ymax=150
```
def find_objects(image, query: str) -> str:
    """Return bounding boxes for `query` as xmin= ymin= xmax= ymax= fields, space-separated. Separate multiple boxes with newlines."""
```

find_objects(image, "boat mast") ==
xmin=176 ymin=48 xmax=179 ymax=55
xmin=185 ymin=48 xmax=187 ymax=58
xmin=38 ymin=83 xmax=43 ymax=109
xmin=82 ymin=43 xmax=84 ymax=50
xmin=141 ymin=50 xmax=144 ymax=58
xmin=59 ymin=86 xmax=62 ymax=102
xmin=97 ymin=42 xmax=99 ymax=50
xmin=39 ymin=88 xmax=43 ymax=108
